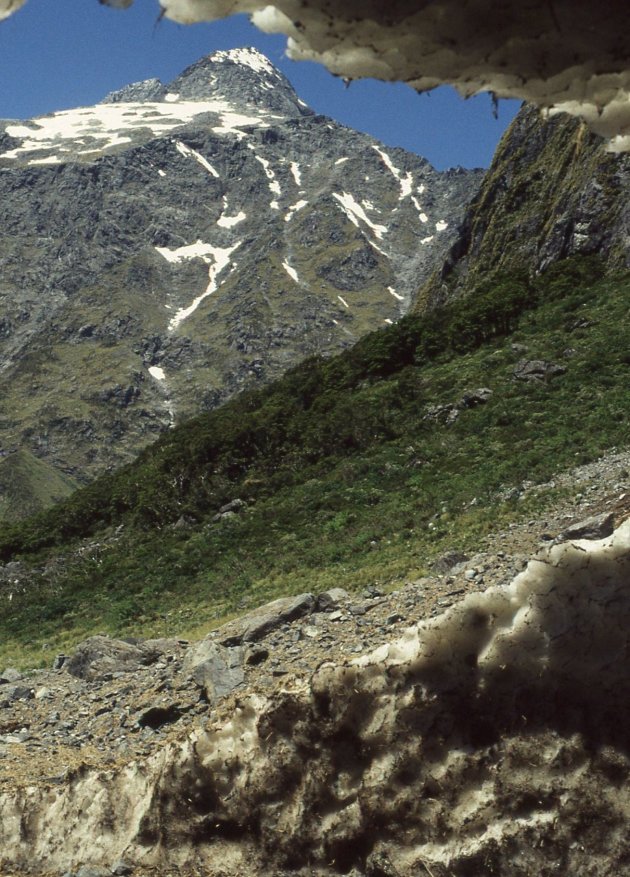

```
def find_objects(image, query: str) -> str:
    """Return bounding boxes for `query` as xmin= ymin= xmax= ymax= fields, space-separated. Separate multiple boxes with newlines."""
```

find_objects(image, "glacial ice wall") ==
xmin=1 ymin=519 xmax=628 ymax=875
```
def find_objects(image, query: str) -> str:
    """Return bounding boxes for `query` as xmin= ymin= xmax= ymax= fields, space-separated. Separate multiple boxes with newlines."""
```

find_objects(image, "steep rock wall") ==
xmin=417 ymin=103 xmax=630 ymax=308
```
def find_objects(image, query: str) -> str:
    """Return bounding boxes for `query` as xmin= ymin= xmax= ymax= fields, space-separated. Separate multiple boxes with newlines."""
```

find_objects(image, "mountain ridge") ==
xmin=0 ymin=48 xmax=482 ymax=503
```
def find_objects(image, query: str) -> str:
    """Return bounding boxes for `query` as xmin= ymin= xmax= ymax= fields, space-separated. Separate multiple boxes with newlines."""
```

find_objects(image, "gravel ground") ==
xmin=0 ymin=447 xmax=628 ymax=793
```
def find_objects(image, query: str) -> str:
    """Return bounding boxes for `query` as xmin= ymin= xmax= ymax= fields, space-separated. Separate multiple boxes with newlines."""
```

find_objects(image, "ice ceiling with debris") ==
xmin=2 ymin=1 xmax=628 ymax=149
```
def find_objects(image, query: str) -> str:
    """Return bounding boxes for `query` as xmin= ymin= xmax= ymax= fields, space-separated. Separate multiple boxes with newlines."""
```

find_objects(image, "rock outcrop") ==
xmin=418 ymin=103 xmax=630 ymax=309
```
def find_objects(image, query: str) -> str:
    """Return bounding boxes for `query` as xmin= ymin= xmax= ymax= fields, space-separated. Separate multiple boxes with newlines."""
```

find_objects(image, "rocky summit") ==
xmin=0 ymin=47 xmax=481 ymax=499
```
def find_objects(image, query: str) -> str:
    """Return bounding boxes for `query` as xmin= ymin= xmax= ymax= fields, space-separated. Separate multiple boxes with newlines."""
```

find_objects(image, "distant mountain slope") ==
xmin=417 ymin=103 xmax=630 ymax=309
xmin=0 ymin=48 xmax=481 ymax=489
xmin=0 ymin=449 xmax=77 ymax=521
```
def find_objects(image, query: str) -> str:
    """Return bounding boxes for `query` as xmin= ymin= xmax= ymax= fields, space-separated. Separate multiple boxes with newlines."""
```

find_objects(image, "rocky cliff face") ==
xmin=0 ymin=47 xmax=481 ymax=491
xmin=418 ymin=103 xmax=630 ymax=309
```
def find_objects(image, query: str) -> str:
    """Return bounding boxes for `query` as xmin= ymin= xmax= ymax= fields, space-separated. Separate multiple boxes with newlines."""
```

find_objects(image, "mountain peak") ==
xmin=208 ymin=46 xmax=281 ymax=77
xmin=166 ymin=47 xmax=310 ymax=117
xmin=101 ymin=48 xmax=308 ymax=118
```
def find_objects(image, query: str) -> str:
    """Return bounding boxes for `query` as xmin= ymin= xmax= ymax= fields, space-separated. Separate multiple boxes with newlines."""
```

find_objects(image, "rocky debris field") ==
xmin=1 ymin=449 xmax=628 ymax=796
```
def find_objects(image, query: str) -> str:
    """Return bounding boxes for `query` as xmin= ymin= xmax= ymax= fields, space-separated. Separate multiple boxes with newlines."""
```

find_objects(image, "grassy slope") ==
xmin=0 ymin=450 xmax=77 ymax=522
xmin=0 ymin=256 xmax=628 ymax=666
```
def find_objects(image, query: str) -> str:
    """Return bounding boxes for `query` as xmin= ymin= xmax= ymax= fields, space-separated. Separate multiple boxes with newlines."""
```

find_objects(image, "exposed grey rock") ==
xmin=424 ymin=401 xmax=461 ymax=423
xmin=459 ymin=387 xmax=493 ymax=407
xmin=137 ymin=703 xmax=185 ymax=729
xmin=316 ymin=588 xmax=350 ymax=611
xmin=75 ymin=867 xmax=111 ymax=877
xmin=0 ymin=667 xmax=22 ymax=683
xmin=102 ymin=78 xmax=167 ymax=104
xmin=0 ymin=684 xmax=33 ymax=703
xmin=432 ymin=551 xmax=470 ymax=574
xmin=558 ymin=511 xmax=615 ymax=542
xmin=64 ymin=636 xmax=161 ymax=681
xmin=220 ymin=593 xmax=317 ymax=645
xmin=110 ymin=861 xmax=133 ymax=877
xmin=172 ymin=515 xmax=197 ymax=530
xmin=218 ymin=498 xmax=247 ymax=515
xmin=513 ymin=359 xmax=567 ymax=381
xmin=186 ymin=642 xmax=245 ymax=701
xmin=244 ymin=646 xmax=270 ymax=666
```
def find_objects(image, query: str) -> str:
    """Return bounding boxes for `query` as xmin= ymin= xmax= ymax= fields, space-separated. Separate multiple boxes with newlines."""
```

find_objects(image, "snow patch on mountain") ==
xmin=411 ymin=197 xmax=428 ymax=220
xmin=217 ymin=209 xmax=247 ymax=228
xmin=372 ymin=145 xmax=413 ymax=199
xmin=168 ymin=242 xmax=241 ymax=331
xmin=155 ymin=241 xmax=220 ymax=264
xmin=253 ymin=152 xmax=282 ymax=199
xmin=333 ymin=191 xmax=388 ymax=239
xmin=0 ymin=100 xmax=279 ymax=165
xmin=175 ymin=140 xmax=220 ymax=177
xmin=147 ymin=366 xmax=176 ymax=426
xmin=212 ymin=47 xmax=278 ymax=78
xmin=285 ymin=199 xmax=308 ymax=222
xmin=282 ymin=261 xmax=299 ymax=283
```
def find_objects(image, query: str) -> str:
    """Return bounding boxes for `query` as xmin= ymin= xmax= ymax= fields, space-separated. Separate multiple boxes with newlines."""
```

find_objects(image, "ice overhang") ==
xmin=4 ymin=1 xmax=630 ymax=150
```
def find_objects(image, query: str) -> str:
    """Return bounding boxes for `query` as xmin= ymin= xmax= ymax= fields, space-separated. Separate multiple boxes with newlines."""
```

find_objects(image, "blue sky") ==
xmin=0 ymin=0 xmax=521 ymax=170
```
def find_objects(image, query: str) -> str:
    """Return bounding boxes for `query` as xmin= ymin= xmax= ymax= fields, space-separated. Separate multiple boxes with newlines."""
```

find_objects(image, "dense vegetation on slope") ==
xmin=0 ymin=256 xmax=628 ymax=665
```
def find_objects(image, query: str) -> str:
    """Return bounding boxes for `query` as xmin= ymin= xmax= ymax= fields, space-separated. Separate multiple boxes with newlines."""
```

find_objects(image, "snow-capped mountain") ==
xmin=0 ymin=48 xmax=482 ymax=485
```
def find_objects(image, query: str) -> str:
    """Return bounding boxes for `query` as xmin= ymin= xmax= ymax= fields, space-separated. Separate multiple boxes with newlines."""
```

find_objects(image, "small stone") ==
xmin=244 ymin=646 xmax=269 ymax=666
xmin=0 ymin=667 xmax=22 ymax=684
xmin=1 ymin=684 xmax=34 ymax=703
xmin=513 ymin=359 xmax=566 ymax=382
xmin=432 ymin=551 xmax=469 ymax=574
xmin=316 ymin=587 xmax=350 ymax=611
xmin=137 ymin=704 xmax=184 ymax=729
xmin=183 ymin=640 xmax=245 ymax=701
xmin=386 ymin=613 xmax=404 ymax=625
